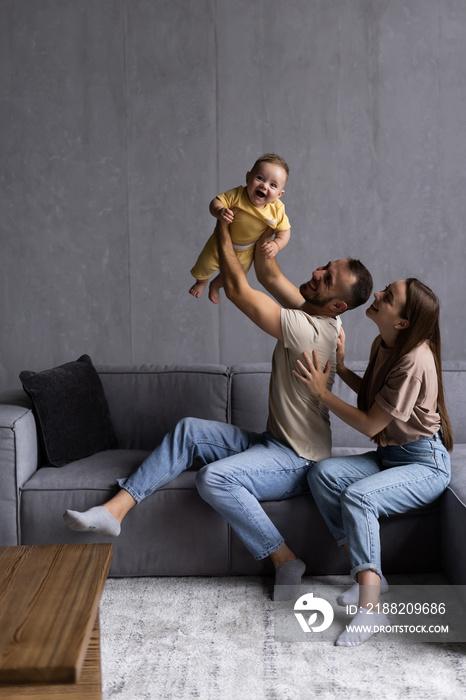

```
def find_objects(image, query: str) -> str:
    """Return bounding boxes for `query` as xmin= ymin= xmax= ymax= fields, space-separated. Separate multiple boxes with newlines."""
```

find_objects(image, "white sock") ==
xmin=63 ymin=506 xmax=121 ymax=537
xmin=272 ymin=558 xmax=306 ymax=601
xmin=337 ymin=575 xmax=389 ymax=607
xmin=336 ymin=607 xmax=390 ymax=647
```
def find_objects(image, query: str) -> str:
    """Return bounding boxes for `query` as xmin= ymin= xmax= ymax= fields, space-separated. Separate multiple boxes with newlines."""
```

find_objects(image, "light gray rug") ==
xmin=99 ymin=575 xmax=466 ymax=699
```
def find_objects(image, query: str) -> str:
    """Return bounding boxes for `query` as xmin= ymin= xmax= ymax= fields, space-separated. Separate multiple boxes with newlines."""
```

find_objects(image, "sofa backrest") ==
xmin=96 ymin=361 xmax=466 ymax=451
xmin=442 ymin=363 xmax=466 ymax=444
xmin=97 ymin=364 xmax=230 ymax=450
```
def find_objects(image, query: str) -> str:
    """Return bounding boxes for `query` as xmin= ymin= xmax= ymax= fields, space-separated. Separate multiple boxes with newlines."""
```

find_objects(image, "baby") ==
xmin=189 ymin=153 xmax=290 ymax=303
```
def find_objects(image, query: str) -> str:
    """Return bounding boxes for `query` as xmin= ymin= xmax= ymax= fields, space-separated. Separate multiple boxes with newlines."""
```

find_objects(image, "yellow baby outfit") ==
xmin=190 ymin=186 xmax=290 ymax=280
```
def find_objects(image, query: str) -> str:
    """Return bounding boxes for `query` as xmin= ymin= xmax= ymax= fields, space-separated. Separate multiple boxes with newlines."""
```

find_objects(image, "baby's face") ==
xmin=245 ymin=162 xmax=287 ymax=208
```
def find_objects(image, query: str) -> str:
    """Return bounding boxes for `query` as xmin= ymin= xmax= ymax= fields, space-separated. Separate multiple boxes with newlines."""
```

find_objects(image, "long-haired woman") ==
xmin=294 ymin=278 xmax=452 ymax=646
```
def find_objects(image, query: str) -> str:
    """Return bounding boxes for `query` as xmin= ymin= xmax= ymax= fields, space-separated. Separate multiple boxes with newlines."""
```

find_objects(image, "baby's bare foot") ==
xmin=208 ymin=276 xmax=222 ymax=304
xmin=189 ymin=279 xmax=208 ymax=298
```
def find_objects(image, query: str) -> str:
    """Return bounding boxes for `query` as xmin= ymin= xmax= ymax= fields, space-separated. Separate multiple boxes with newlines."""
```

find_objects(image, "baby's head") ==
xmin=246 ymin=153 xmax=289 ymax=208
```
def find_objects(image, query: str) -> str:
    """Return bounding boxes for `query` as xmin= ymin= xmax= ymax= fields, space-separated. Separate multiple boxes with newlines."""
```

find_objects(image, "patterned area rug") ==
xmin=100 ymin=575 xmax=466 ymax=699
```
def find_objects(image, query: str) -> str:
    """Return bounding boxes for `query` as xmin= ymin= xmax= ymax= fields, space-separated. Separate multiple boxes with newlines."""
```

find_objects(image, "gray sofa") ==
xmin=1 ymin=362 xmax=465 ymax=583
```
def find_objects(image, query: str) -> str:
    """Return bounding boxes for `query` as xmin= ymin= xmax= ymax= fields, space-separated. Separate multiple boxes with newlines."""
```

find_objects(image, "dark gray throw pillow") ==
xmin=19 ymin=354 xmax=117 ymax=467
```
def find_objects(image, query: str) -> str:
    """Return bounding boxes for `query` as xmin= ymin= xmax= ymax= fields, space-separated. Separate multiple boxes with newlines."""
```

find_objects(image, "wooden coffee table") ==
xmin=0 ymin=543 xmax=113 ymax=699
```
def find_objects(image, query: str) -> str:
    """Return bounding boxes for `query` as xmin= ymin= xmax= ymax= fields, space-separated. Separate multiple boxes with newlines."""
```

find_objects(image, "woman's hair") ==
xmin=358 ymin=278 xmax=453 ymax=450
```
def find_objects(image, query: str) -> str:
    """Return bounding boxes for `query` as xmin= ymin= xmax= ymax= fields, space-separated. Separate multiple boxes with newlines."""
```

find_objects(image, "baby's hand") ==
xmin=217 ymin=207 xmax=235 ymax=224
xmin=261 ymin=239 xmax=279 ymax=259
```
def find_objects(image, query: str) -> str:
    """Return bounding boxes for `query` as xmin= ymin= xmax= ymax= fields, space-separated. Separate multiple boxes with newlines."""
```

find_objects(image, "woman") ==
xmin=294 ymin=278 xmax=452 ymax=646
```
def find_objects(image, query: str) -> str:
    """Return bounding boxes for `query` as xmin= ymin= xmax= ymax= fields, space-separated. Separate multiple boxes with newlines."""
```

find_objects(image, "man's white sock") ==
xmin=272 ymin=558 xmax=306 ymax=601
xmin=63 ymin=506 xmax=121 ymax=537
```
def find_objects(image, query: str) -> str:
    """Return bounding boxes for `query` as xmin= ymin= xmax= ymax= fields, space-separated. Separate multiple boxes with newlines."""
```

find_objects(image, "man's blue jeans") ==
xmin=307 ymin=433 xmax=451 ymax=579
xmin=117 ymin=417 xmax=313 ymax=560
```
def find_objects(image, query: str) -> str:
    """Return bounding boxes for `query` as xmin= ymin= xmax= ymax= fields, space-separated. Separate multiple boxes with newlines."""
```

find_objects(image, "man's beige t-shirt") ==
xmin=266 ymin=308 xmax=341 ymax=462
xmin=367 ymin=339 xmax=441 ymax=444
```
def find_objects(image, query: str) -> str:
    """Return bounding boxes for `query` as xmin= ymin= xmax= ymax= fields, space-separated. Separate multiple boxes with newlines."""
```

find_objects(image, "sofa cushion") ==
xmin=20 ymin=448 xmax=230 ymax=577
xmin=19 ymin=355 xmax=117 ymax=467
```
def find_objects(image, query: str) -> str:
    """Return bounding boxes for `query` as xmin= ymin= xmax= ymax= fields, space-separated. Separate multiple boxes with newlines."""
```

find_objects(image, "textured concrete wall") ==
xmin=1 ymin=0 xmax=466 ymax=388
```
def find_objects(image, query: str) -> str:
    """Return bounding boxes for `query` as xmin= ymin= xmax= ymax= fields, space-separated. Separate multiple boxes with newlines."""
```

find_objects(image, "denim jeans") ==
xmin=307 ymin=433 xmax=451 ymax=579
xmin=118 ymin=417 xmax=313 ymax=560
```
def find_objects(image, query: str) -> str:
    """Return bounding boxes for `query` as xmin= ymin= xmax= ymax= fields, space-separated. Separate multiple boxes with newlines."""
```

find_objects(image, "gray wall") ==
xmin=1 ymin=0 xmax=465 ymax=388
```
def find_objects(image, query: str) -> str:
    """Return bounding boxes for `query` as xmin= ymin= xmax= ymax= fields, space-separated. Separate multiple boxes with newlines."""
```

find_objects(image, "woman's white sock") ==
xmin=337 ymin=575 xmax=389 ymax=607
xmin=336 ymin=607 xmax=390 ymax=647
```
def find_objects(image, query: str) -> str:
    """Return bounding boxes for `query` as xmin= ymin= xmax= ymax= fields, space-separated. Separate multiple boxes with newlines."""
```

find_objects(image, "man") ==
xmin=195 ymin=221 xmax=372 ymax=591
xmin=64 ymin=220 xmax=372 ymax=595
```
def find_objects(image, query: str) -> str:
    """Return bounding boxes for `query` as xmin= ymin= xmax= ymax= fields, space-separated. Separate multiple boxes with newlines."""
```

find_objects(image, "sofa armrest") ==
xmin=440 ymin=447 xmax=466 ymax=586
xmin=0 ymin=397 xmax=39 ymax=545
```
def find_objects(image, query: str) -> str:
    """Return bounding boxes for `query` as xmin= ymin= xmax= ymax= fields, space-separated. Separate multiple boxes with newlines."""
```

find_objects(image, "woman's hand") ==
xmin=336 ymin=327 xmax=346 ymax=373
xmin=293 ymin=350 xmax=331 ymax=401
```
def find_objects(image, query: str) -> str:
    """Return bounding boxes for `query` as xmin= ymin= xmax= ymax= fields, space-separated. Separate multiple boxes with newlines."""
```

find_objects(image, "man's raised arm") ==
xmin=254 ymin=228 xmax=304 ymax=310
xmin=216 ymin=220 xmax=283 ymax=341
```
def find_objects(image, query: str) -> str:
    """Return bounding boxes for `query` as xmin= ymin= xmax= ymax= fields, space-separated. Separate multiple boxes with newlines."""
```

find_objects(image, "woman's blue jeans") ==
xmin=307 ymin=433 xmax=451 ymax=579
xmin=117 ymin=417 xmax=313 ymax=560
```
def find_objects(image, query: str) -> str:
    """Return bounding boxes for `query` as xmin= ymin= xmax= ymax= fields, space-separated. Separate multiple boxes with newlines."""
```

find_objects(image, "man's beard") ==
xmin=299 ymin=283 xmax=332 ymax=308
